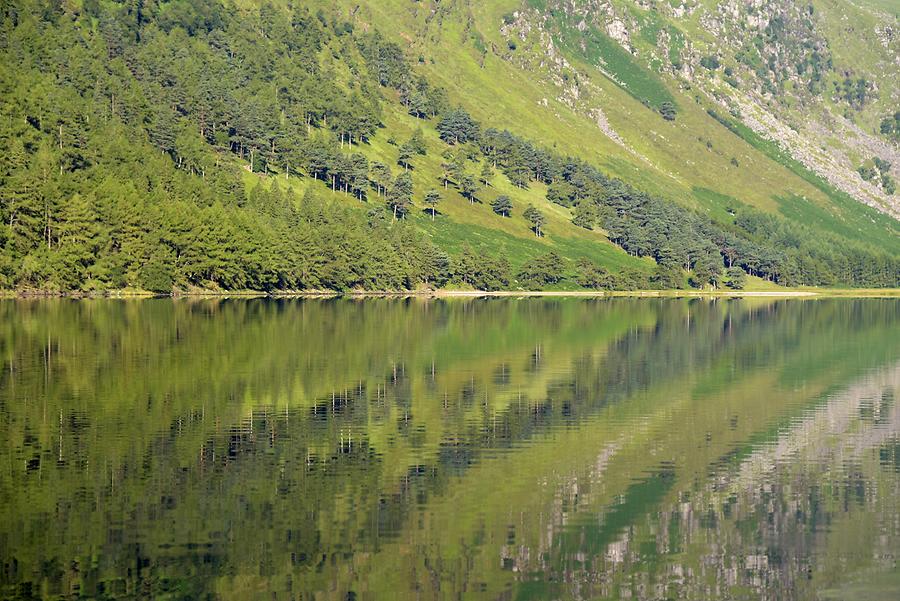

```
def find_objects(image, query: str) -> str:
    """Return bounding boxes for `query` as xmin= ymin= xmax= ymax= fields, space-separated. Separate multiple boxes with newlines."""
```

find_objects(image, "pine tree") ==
xmin=491 ymin=195 xmax=512 ymax=217
xmin=437 ymin=107 xmax=479 ymax=144
xmin=725 ymin=267 xmax=746 ymax=289
xmin=408 ymin=129 xmax=427 ymax=155
xmin=387 ymin=172 xmax=413 ymax=220
xmin=479 ymin=161 xmax=494 ymax=186
xmin=460 ymin=174 xmax=479 ymax=203
xmin=423 ymin=190 xmax=442 ymax=221
xmin=572 ymin=202 xmax=596 ymax=229
xmin=398 ymin=142 xmax=413 ymax=171
xmin=369 ymin=162 xmax=392 ymax=196
xmin=523 ymin=205 xmax=545 ymax=237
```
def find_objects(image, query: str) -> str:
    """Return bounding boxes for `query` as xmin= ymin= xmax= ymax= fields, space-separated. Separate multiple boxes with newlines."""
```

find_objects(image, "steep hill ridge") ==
xmin=0 ymin=0 xmax=896 ymax=293
xmin=342 ymin=0 xmax=898 ymax=218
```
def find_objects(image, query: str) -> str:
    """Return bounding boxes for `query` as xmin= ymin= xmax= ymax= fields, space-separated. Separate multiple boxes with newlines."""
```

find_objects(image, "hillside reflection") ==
xmin=0 ymin=298 xmax=898 ymax=600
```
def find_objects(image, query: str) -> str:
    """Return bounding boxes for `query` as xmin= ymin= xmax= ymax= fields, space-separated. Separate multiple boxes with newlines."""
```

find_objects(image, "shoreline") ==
xmin=2 ymin=289 xmax=899 ymax=299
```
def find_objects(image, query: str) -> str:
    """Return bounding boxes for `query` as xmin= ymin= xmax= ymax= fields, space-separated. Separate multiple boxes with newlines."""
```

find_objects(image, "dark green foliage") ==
xmin=879 ymin=112 xmax=900 ymax=141
xmin=871 ymin=157 xmax=894 ymax=194
xmin=547 ymin=181 xmax=577 ymax=207
xmin=573 ymin=262 xmax=651 ymax=291
xmin=690 ymin=260 xmax=721 ymax=290
xmin=140 ymin=254 xmax=175 ymax=293
xmin=387 ymin=172 xmax=413 ymax=219
xmin=523 ymin=205 xmax=545 ymax=237
xmin=479 ymin=161 xmax=494 ymax=186
xmin=838 ymin=77 xmax=870 ymax=110
xmin=460 ymin=174 xmax=480 ymax=203
xmin=453 ymin=244 xmax=510 ymax=291
xmin=369 ymin=161 xmax=393 ymax=196
xmin=614 ymin=269 xmax=652 ymax=290
xmin=700 ymin=55 xmax=720 ymax=70
xmin=480 ymin=128 xmax=557 ymax=187
xmin=517 ymin=252 xmax=564 ymax=287
xmin=575 ymin=258 xmax=612 ymax=289
xmin=650 ymin=265 xmax=684 ymax=290
xmin=407 ymin=130 xmax=428 ymax=155
xmin=659 ymin=101 xmax=677 ymax=121
xmin=491 ymin=195 xmax=513 ymax=217
xmin=572 ymin=202 xmax=596 ymax=230
xmin=398 ymin=142 xmax=414 ymax=170
xmin=858 ymin=161 xmax=896 ymax=194
xmin=0 ymin=1 xmax=447 ymax=292
xmin=858 ymin=165 xmax=877 ymax=182
xmin=360 ymin=31 xmax=410 ymax=90
xmin=725 ymin=267 xmax=747 ymax=290
xmin=424 ymin=189 xmax=442 ymax=220
xmin=437 ymin=107 xmax=480 ymax=144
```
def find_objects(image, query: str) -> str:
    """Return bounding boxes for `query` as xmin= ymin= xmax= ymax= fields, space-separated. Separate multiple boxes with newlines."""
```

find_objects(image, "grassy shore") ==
xmin=2 ymin=288 xmax=899 ymax=299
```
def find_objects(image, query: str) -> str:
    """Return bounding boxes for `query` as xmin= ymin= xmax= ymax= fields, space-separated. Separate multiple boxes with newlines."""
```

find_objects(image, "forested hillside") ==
xmin=0 ymin=0 xmax=897 ymax=293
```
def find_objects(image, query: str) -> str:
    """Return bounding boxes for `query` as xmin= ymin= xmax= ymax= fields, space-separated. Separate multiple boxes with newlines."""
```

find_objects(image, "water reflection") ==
xmin=0 ymin=298 xmax=898 ymax=599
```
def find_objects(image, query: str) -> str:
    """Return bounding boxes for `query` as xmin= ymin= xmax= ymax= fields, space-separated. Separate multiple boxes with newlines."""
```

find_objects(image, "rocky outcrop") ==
xmin=537 ymin=0 xmax=900 ymax=219
xmin=498 ymin=6 xmax=652 ymax=164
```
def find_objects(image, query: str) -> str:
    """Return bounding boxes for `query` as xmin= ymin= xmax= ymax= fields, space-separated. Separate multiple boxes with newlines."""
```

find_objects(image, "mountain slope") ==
xmin=338 ymin=0 xmax=899 ymax=234
xmin=0 ymin=0 xmax=896 ymax=293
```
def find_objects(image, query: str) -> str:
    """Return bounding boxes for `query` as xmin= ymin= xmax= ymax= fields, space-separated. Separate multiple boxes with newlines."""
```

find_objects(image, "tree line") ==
xmin=434 ymin=112 xmax=899 ymax=288
xmin=0 ymin=1 xmax=447 ymax=291
xmin=0 ymin=0 xmax=896 ymax=292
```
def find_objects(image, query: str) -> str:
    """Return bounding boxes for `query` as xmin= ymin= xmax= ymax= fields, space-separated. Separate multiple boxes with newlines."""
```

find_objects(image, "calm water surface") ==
xmin=1 ymin=298 xmax=899 ymax=600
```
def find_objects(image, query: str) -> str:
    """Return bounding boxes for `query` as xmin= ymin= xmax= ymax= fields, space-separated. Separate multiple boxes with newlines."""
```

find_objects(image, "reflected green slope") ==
xmin=314 ymin=300 xmax=900 ymax=599
xmin=0 ymin=299 xmax=898 ymax=600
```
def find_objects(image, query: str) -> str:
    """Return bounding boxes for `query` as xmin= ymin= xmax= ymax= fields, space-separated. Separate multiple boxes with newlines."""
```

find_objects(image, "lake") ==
xmin=1 ymin=298 xmax=898 ymax=600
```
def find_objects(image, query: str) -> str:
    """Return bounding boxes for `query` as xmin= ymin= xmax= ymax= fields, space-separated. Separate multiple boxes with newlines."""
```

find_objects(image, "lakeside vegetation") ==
xmin=4 ymin=286 xmax=900 ymax=299
xmin=1 ymin=1 xmax=897 ymax=294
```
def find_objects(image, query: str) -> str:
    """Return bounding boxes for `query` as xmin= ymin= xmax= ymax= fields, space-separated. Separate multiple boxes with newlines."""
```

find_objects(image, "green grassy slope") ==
xmin=250 ymin=96 xmax=654 ymax=282
xmin=318 ymin=0 xmax=897 ymax=257
xmin=856 ymin=0 xmax=900 ymax=17
xmin=4 ymin=0 xmax=894 ymax=292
